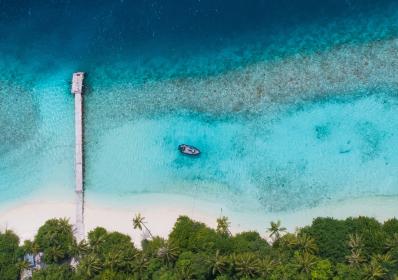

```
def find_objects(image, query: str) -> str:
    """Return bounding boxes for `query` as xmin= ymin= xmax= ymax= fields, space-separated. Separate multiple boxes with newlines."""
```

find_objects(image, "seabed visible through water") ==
xmin=0 ymin=0 xmax=398 ymax=217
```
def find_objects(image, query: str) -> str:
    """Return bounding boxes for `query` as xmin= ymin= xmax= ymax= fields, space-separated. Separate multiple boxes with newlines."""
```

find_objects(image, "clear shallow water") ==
xmin=1 ymin=0 xmax=398 ymax=213
xmin=87 ymin=93 xmax=398 ymax=212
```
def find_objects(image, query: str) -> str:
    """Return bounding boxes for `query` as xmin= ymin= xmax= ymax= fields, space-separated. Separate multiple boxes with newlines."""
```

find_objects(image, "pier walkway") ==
xmin=71 ymin=72 xmax=85 ymax=241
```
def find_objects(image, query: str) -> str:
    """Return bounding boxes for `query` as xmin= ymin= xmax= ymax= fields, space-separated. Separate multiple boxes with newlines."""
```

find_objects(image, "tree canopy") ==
xmin=1 ymin=215 xmax=398 ymax=279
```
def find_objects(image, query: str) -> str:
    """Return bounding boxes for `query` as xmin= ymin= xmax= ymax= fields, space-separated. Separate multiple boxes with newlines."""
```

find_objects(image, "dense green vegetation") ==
xmin=1 ymin=215 xmax=398 ymax=279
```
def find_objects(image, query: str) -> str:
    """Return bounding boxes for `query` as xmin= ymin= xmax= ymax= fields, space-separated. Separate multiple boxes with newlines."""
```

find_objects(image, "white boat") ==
xmin=178 ymin=144 xmax=201 ymax=156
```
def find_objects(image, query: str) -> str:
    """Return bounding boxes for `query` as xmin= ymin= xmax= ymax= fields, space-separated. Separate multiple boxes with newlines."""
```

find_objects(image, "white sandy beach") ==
xmin=0 ymin=193 xmax=397 ymax=245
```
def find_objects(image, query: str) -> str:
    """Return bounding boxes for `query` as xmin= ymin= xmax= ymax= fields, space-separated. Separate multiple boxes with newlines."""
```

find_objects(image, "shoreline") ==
xmin=0 ymin=193 xmax=397 ymax=245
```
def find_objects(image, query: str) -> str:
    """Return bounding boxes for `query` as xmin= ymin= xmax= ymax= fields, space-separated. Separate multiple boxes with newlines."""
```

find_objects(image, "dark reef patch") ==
xmin=315 ymin=124 xmax=332 ymax=141
xmin=0 ymin=83 xmax=39 ymax=156
xmin=355 ymin=121 xmax=387 ymax=161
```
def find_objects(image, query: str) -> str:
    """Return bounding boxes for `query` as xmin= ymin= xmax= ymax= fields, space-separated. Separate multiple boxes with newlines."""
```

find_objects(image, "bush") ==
xmin=0 ymin=230 xmax=22 ymax=280
xmin=142 ymin=236 xmax=166 ymax=257
xmin=383 ymin=218 xmax=398 ymax=236
xmin=97 ymin=269 xmax=130 ymax=280
xmin=3 ymin=214 xmax=398 ymax=279
xmin=230 ymin=231 xmax=270 ymax=255
xmin=175 ymin=251 xmax=210 ymax=280
xmin=311 ymin=259 xmax=333 ymax=280
xmin=301 ymin=217 xmax=349 ymax=262
xmin=344 ymin=216 xmax=386 ymax=257
xmin=87 ymin=227 xmax=138 ymax=274
xmin=168 ymin=216 xmax=230 ymax=254
xmin=34 ymin=218 xmax=75 ymax=264
xmin=153 ymin=269 xmax=178 ymax=280
xmin=334 ymin=263 xmax=364 ymax=280
xmin=32 ymin=264 xmax=73 ymax=280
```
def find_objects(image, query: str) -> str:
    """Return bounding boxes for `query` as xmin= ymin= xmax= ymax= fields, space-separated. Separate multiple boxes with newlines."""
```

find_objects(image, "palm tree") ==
xmin=177 ymin=265 xmax=194 ymax=280
xmin=216 ymin=216 xmax=231 ymax=236
xmin=385 ymin=233 xmax=398 ymax=252
xmin=23 ymin=240 xmax=40 ymax=256
xmin=372 ymin=253 xmax=396 ymax=274
xmin=157 ymin=240 xmax=179 ymax=265
xmin=294 ymin=252 xmax=317 ymax=275
xmin=70 ymin=240 xmax=89 ymax=261
xmin=78 ymin=254 xmax=102 ymax=278
xmin=363 ymin=259 xmax=386 ymax=280
xmin=207 ymin=250 xmax=229 ymax=276
xmin=259 ymin=256 xmax=276 ymax=278
xmin=133 ymin=213 xmax=153 ymax=239
xmin=346 ymin=233 xmax=365 ymax=268
xmin=295 ymin=233 xmax=318 ymax=254
xmin=346 ymin=249 xmax=365 ymax=267
xmin=46 ymin=245 xmax=65 ymax=263
xmin=233 ymin=252 xmax=261 ymax=278
xmin=31 ymin=242 xmax=40 ymax=255
xmin=22 ymin=240 xmax=34 ymax=255
xmin=348 ymin=233 xmax=364 ymax=251
xmin=54 ymin=218 xmax=73 ymax=241
xmin=278 ymin=233 xmax=298 ymax=250
xmin=132 ymin=252 xmax=149 ymax=278
xmin=17 ymin=260 xmax=31 ymax=271
xmin=98 ymin=269 xmax=119 ymax=280
xmin=89 ymin=233 xmax=106 ymax=254
xmin=104 ymin=251 xmax=125 ymax=272
xmin=267 ymin=220 xmax=287 ymax=241
xmin=18 ymin=260 xmax=31 ymax=280
xmin=58 ymin=217 xmax=71 ymax=229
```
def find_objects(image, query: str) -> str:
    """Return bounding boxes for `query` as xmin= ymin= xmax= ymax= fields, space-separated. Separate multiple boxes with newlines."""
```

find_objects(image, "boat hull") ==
xmin=178 ymin=144 xmax=201 ymax=156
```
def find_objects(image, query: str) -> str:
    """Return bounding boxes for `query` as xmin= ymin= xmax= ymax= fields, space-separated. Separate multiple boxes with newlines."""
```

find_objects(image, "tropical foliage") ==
xmin=0 ymin=216 xmax=398 ymax=279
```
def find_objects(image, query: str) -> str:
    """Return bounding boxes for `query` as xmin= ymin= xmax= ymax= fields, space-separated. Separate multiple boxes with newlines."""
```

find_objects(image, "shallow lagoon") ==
xmin=85 ymin=93 xmax=398 ymax=213
xmin=0 ymin=0 xmax=398 ymax=215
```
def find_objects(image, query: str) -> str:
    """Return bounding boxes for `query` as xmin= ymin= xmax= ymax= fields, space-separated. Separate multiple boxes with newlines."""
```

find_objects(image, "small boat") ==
xmin=178 ymin=144 xmax=201 ymax=156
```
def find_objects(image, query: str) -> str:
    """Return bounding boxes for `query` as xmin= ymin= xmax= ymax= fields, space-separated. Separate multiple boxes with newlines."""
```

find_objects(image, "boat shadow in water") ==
xmin=173 ymin=144 xmax=203 ymax=169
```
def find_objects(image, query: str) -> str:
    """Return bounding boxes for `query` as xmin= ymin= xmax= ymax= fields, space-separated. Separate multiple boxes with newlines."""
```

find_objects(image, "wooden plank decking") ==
xmin=71 ymin=72 xmax=85 ymax=241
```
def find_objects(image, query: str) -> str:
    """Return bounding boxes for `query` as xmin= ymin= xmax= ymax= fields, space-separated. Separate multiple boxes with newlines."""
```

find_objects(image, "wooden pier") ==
xmin=71 ymin=72 xmax=85 ymax=241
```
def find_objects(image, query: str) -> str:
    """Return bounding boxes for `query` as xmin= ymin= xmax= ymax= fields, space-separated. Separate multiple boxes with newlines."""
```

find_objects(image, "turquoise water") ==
xmin=86 ymin=93 xmax=398 ymax=212
xmin=1 ymin=1 xmax=398 ymax=213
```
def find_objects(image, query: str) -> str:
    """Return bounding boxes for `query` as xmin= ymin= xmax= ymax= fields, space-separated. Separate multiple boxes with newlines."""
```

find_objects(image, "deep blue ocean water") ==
xmin=1 ymin=0 xmax=397 ymax=213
